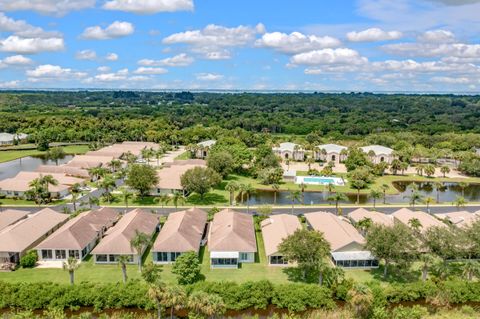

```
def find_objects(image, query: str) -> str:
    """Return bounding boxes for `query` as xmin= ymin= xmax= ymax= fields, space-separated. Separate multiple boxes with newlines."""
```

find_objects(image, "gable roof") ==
xmin=153 ymin=208 xmax=207 ymax=253
xmin=436 ymin=211 xmax=480 ymax=228
xmin=156 ymin=161 xmax=207 ymax=190
xmin=348 ymin=208 xmax=394 ymax=227
xmin=208 ymin=209 xmax=257 ymax=253
xmin=273 ymin=142 xmax=302 ymax=153
xmin=91 ymin=209 xmax=158 ymax=255
xmin=261 ymin=214 xmax=302 ymax=257
xmin=0 ymin=172 xmax=84 ymax=193
xmin=305 ymin=212 xmax=365 ymax=251
xmin=392 ymin=208 xmax=446 ymax=232
xmin=360 ymin=145 xmax=394 ymax=155
xmin=36 ymin=165 xmax=90 ymax=179
xmin=317 ymin=144 xmax=347 ymax=154
xmin=0 ymin=209 xmax=29 ymax=232
xmin=0 ymin=208 xmax=68 ymax=253
xmin=36 ymin=207 xmax=120 ymax=250
xmin=197 ymin=140 xmax=216 ymax=147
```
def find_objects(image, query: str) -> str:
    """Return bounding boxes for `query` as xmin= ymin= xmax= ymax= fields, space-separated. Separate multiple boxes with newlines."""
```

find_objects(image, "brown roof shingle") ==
xmin=348 ymin=208 xmax=394 ymax=227
xmin=0 ymin=209 xmax=29 ymax=232
xmin=261 ymin=214 xmax=301 ymax=257
xmin=392 ymin=208 xmax=446 ymax=232
xmin=153 ymin=208 xmax=207 ymax=253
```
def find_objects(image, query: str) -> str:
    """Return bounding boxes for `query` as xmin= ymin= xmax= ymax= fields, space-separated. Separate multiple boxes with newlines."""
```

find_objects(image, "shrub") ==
xmin=19 ymin=250 xmax=38 ymax=268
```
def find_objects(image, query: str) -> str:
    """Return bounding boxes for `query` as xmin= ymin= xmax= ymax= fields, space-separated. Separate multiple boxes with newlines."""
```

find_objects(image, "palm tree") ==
xmin=88 ymin=196 xmax=99 ymax=209
xmin=224 ymin=181 xmax=239 ymax=206
xmin=408 ymin=218 xmax=422 ymax=232
xmin=120 ymin=187 xmax=134 ymax=212
xmin=434 ymin=182 xmax=444 ymax=203
xmin=350 ymin=179 xmax=366 ymax=205
xmin=423 ymin=196 xmax=435 ymax=214
xmin=424 ymin=164 xmax=436 ymax=177
xmin=108 ymin=159 xmax=122 ymax=172
xmin=154 ymin=149 xmax=164 ymax=167
xmin=390 ymin=159 xmax=402 ymax=175
xmin=404 ymin=190 xmax=423 ymax=208
xmin=327 ymin=182 xmax=334 ymax=193
xmin=416 ymin=165 xmax=425 ymax=176
xmin=420 ymin=253 xmax=438 ymax=282
xmin=188 ymin=291 xmax=225 ymax=319
xmin=70 ymin=192 xmax=80 ymax=212
xmin=62 ymin=257 xmax=79 ymax=285
xmin=98 ymin=176 xmax=116 ymax=204
xmin=242 ymin=184 xmax=255 ymax=214
xmin=41 ymin=174 xmax=59 ymax=194
xmin=28 ymin=177 xmax=45 ymax=205
xmin=117 ymin=255 xmax=130 ymax=283
xmin=369 ymin=189 xmax=382 ymax=209
xmin=286 ymin=190 xmax=301 ymax=214
xmin=440 ymin=165 xmax=451 ymax=178
xmin=380 ymin=184 xmax=390 ymax=205
xmin=148 ymin=281 xmax=166 ymax=319
xmin=298 ymin=182 xmax=307 ymax=204
xmin=306 ymin=157 xmax=315 ymax=171
xmin=347 ymin=284 xmax=374 ymax=319
xmin=130 ymin=231 xmax=150 ymax=272
xmin=171 ymin=191 xmax=185 ymax=208
xmin=357 ymin=217 xmax=373 ymax=236
xmin=400 ymin=161 xmax=409 ymax=175
xmin=162 ymin=285 xmax=187 ymax=319
xmin=462 ymin=260 xmax=480 ymax=281
xmin=453 ymin=196 xmax=467 ymax=210
xmin=271 ymin=183 xmax=280 ymax=205
xmin=458 ymin=181 xmax=469 ymax=197
xmin=327 ymin=193 xmax=348 ymax=215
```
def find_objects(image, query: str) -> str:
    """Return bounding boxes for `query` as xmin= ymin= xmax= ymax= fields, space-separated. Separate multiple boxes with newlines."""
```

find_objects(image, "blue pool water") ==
xmin=303 ymin=177 xmax=336 ymax=184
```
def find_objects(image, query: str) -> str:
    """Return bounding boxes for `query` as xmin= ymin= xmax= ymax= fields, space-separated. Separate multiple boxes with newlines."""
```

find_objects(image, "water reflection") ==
xmin=248 ymin=181 xmax=480 ymax=205
xmin=0 ymin=155 xmax=73 ymax=180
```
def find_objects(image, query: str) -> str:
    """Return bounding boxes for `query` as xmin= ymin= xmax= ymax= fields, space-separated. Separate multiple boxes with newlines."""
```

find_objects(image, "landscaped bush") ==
xmin=272 ymin=283 xmax=335 ymax=312
xmin=19 ymin=250 xmax=38 ymax=268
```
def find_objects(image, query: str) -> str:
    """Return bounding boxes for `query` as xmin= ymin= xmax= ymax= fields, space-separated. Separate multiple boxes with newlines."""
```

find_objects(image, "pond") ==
xmin=0 ymin=155 xmax=74 ymax=181
xmin=248 ymin=181 xmax=480 ymax=205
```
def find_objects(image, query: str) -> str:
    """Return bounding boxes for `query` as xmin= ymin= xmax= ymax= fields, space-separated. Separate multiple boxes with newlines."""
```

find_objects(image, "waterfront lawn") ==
xmin=174 ymin=151 xmax=191 ymax=160
xmin=0 ymin=145 xmax=90 ymax=163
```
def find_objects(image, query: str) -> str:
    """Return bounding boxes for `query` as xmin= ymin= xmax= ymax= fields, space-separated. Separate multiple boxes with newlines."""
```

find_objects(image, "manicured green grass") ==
xmin=0 ymin=198 xmax=65 ymax=206
xmin=174 ymin=151 xmax=191 ymax=160
xmin=0 ymin=145 xmax=90 ymax=163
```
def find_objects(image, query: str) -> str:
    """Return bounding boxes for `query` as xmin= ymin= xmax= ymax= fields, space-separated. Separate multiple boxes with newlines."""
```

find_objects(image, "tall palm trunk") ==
xmin=69 ymin=270 xmax=75 ymax=285
xmin=274 ymin=192 xmax=277 ymax=205
xmin=122 ymin=264 xmax=127 ymax=283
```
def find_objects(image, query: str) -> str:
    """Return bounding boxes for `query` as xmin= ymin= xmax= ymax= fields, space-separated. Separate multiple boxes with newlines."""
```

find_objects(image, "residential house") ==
xmin=36 ymin=165 xmax=90 ymax=179
xmin=92 ymin=209 xmax=158 ymax=264
xmin=208 ymin=209 xmax=257 ymax=268
xmin=305 ymin=212 xmax=378 ymax=268
xmin=151 ymin=160 xmax=206 ymax=195
xmin=261 ymin=214 xmax=301 ymax=266
xmin=152 ymin=208 xmax=208 ymax=263
xmin=0 ymin=133 xmax=28 ymax=146
xmin=392 ymin=208 xmax=446 ymax=232
xmin=360 ymin=145 xmax=395 ymax=164
xmin=0 ymin=209 xmax=29 ymax=232
xmin=273 ymin=142 xmax=305 ymax=161
xmin=436 ymin=211 xmax=480 ymax=228
xmin=348 ymin=208 xmax=394 ymax=227
xmin=0 ymin=208 xmax=68 ymax=264
xmin=195 ymin=140 xmax=216 ymax=159
xmin=65 ymin=155 xmax=118 ymax=169
xmin=315 ymin=144 xmax=348 ymax=164
xmin=36 ymin=207 xmax=120 ymax=261
xmin=0 ymin=171 xmax=85 ymax=199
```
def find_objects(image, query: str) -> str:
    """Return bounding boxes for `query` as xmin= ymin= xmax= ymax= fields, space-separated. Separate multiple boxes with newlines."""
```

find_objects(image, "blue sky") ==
xmin=0 ymin=0 xmax=480 ymax=92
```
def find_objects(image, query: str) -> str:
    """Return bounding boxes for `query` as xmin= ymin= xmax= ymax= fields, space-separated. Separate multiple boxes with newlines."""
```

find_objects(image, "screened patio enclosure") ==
xmin=331 ymin=251 xmax=379 ymax=268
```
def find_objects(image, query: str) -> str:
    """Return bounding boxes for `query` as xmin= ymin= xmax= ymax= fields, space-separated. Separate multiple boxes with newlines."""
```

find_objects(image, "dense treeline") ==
xmin=0 ymin=92 xmax=480 ymax=141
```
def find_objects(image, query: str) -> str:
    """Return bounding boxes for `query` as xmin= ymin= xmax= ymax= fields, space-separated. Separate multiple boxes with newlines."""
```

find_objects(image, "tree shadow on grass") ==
xmin=132 ymin=196 xmax=157 ymax=205
xmin=371 ymin=265 xmax=421 ymax=283
xmin=282 ymin=267 xmax=318 ymax=284
xmin=187 ymin=193 xmax=228 ymax=205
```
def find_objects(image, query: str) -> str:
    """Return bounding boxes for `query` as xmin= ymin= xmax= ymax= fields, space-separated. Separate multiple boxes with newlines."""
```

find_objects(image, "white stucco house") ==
xmin=0 ymin=133 xmax=28 ymax=146
xmin=195 ymin=140 xmax=216 ymax=159
xmin=273 ymin=142 xmax=305 ymax=161
xmin=315 ymin=144 xmax=348 ymax=164
xmin=360 ymin=145 xmax=395 ymax=164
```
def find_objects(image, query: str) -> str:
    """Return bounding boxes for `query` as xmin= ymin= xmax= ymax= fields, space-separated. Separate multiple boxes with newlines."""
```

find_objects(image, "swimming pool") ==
xmin=295 ymin=175 xmax=345 ymax=186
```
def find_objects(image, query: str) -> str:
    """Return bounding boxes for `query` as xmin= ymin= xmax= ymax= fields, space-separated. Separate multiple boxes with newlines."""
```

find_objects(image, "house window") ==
xmin=270 ymin=255 xmax=288 ymax=265
xmin=42 ymin=250 xmax=52 ymax=259
xmin=380 ymin=157 xmax=385 ymax=162
xmin=69 ymin=250 xmax=80 ymax=259
xmin=109 ymin=255 xmax=118 ymax=262
xmin=157 ymin=252 xmax=169 ymax=262
xmin=212 ymin=258 xmax=238 ymax=265
xmin=170 ymin=252 xmax=181 ymax=262
xmin=96 ymin=254 xmax=107 ymax=262
xmin=55 ymin=250 xmax=66 ymax=260
xmin=239 ymin=253 xmax=249 ymax=261
xmin=331 ymin=155 xmax=336 ymax=162
xmin=82 ymin=247 xmax=88 ymax=258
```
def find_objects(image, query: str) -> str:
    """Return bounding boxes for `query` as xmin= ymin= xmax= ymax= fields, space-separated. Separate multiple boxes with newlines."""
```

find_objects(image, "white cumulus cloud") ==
xmin=26 ymin=64 xmax=87 ymax=82
xmin=290 ymin=48 xmax=368 ymax=66
xmin=195 ymin=73 xmax=223 ymax=81
xmin=75 ymin=49 xmax=97 ymax=60
xmin=138 ymin=53 xmax=194 ymax=67
xmin=81 ymin=21 xmax=134 ymax=40
xmin=256 ymin=31 xmax=341 ymax=54
xmin=0 ymin=0 xmax=95 ymax=16
xmin=105 ymin=53 xmax=119 ymax=61
xmin=417 ymin=30 xmax=456 ymax=43
xmin=0 ymin=36 xmax=64 ymax=54
xmin=1 ymin=54 xmax=33 ymax=65
xmin=133 ymin=67 xmax=168 ymax=75
xmin=346 ymin=28 xmax=403 ymax=42
xmin=103 ymin=0 xmax=194 ymax=14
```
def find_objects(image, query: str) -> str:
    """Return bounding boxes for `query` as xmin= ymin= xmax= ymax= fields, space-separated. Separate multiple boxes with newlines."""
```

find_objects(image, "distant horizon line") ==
xmin=0 ymin=88 xmax=479 ymax=96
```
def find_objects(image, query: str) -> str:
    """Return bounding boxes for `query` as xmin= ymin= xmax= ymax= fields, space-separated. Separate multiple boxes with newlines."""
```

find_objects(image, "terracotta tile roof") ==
xmin=0 ymin=209 xmax=29 ymax=232
xmin=348 ymin=208 xmax=394 ymax=227
xmin=436 ymin=211 xmax=480 ymax=228
xmin=392 ymin=208 xmax=446 ymax=232
xmin=261 ymin=214 xmax=301 ymax=257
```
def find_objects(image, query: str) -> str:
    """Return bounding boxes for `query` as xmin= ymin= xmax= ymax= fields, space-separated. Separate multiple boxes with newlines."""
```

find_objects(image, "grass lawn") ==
xmin=0 ymin=198 xmax=65 ymax=206
xmin=174 ymin=151 xmax=191 ymax=160
xmin=0 ymin=145 xmax=90 ymax=163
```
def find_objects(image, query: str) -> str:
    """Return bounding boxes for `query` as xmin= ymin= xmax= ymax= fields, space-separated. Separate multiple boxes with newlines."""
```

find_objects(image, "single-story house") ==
xmin=65 ymin=155 xmax=119 ymax=170
xmin=152 ymin=208 xmax=208 ymax=264
xmin=305 ymin=212 xmax=378 ymax=268
xmin=360 ymin=145 xmax=395 ymax=164
xmin=0 ymin=133 xmax=28 ymax=146
xmin=273 ymin=142 xmax=305 ymax=161
xmin=195 ymin=140 xmax=216 ymax=159
xmin=0 ymin=209 xmax=29 ymax=232
xmin=436 ymin=211 xmax=480 ymax=228
xmin=392 ymin=208 xmax=446 ymax=232
xmin=151 ymin=160 xmax=207 ymax=195
xmin=261 ymin=214 xmax=302 ymax=266
xmin=36 ymin=207 xmax=120 ymax=261
xmin=0 ymin=208 xmax=68 ymax=264
xmin=315 ymin=144 xmax=348 ymax=164
xmin=86 ymin=142 xmax=159 ymax=159
xmin=91 ymin=209 xmax=158 ymax=264
xmin=348 ymin=208 xmax=394 ymax=227
xmin=0 ymin=172 xmax=85 ymax=199
xmin=208 ymin=209 xmax=257 ymax=268
xmin=36 ymin=164 xmax=90 ymax=179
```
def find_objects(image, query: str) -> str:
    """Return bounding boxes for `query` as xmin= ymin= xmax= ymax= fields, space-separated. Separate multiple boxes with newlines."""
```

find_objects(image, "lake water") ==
xmin=248 ymin=181 xmax=480 ymax=205
xmin=0 ymin=155 xmax=74 ymax=181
